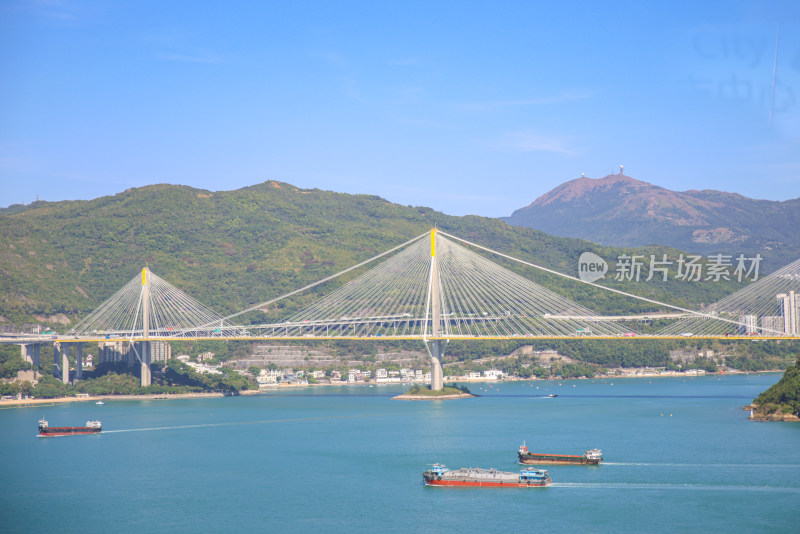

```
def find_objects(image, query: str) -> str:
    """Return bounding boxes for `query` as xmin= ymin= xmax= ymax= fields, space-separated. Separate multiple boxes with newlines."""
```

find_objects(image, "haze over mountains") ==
xmin=503 ymin=174 xmax=800 ymax=269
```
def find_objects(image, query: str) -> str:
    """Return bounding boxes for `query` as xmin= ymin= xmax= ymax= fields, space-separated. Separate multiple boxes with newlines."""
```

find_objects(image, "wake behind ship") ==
xmin=38 ymin=417 xmax=102 ymax=437
xmin=423 ymin=464 xmax=551 ymax=488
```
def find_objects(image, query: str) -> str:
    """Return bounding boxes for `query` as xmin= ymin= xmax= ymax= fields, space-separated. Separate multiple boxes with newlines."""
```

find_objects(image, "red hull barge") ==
xmin=38 ymin=417 xmax=101 ymax=437
xmin=423 ymin=464 xmax=551 ymax=488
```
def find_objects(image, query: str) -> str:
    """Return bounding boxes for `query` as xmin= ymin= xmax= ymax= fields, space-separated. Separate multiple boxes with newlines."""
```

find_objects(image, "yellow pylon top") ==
xmin=431 ymin=229 xmax=437 ymax=257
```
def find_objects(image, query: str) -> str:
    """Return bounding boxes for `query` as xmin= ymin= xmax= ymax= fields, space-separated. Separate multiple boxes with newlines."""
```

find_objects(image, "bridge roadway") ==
xmin=0 ymin=334 xmax=792 ymax=344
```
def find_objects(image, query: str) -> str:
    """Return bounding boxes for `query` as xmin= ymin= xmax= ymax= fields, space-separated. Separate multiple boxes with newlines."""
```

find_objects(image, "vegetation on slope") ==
xmin=0 ymin=357 xmax=257 ymax=398
xmin=753 ymin=356 xmax=800 ymax=417
xmin=1 ymin=181 xmax=744 ymax=329
xmin=402 ymin=383 xmax=472 ymax=397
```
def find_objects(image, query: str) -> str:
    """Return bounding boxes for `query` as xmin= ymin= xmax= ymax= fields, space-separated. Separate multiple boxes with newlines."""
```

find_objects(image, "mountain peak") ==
xmin=531 ymin=174 xmax=658 ymax=208
xmin=503 ymin=174 xmax=800 ymax=266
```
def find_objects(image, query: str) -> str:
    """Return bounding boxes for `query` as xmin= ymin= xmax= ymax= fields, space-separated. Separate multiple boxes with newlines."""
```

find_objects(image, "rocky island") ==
xmin=393 ymin=384 xmax=475 ymax=401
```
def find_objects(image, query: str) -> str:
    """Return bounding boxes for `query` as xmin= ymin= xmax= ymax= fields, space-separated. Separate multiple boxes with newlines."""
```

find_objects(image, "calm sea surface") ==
xmin=2 ymin=373 xmax=799 ymax=533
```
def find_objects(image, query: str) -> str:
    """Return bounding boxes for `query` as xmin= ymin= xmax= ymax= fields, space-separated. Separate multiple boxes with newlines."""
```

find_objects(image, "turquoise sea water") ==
xmin=2 ymin=373 xmax=799 ymax=533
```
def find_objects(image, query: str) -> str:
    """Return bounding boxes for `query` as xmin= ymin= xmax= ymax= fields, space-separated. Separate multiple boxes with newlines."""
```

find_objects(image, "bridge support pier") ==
xmin=60 ymin=345 xmax=70 ymax=385
xmin=140 ymin=341 xmax=151 ymax=388
xmin=75 ymin=345 xmax=83 ymax=380
xmin=53 ymin=344 xmax=61 ymax=379
xmin=21 ymin=343 xmax=40 ymax=368
xmin=429 ymin=340 xmax=444 ymax=391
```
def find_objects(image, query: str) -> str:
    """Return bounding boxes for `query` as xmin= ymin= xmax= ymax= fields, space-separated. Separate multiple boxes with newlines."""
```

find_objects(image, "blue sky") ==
xmin=1 ymin=0 xmax=799 ymax=216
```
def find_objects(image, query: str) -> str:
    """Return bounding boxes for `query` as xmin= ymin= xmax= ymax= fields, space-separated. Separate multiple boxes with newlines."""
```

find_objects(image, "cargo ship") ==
xmin=38 ymin=417 xmax=102 ymax=437
xmin=518 ymin=442 xmax=602 ymax=465
xmin=423 ymin=464 xmax=551 ymax=488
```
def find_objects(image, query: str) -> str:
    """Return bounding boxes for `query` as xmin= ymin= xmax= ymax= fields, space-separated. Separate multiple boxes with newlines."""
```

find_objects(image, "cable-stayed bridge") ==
xmin=4 ymin=230 xmax=800 ymax=388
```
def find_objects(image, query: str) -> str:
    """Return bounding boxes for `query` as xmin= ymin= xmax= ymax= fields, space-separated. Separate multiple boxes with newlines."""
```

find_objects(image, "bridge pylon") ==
xmin=140 ymin=268 xmax=152 ymax=387
xmin=426 ymin=229 xmax=446 ymax=391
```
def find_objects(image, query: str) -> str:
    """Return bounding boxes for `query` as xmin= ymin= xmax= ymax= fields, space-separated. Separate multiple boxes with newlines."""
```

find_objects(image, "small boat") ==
xmin=547 ymin=394 xmax=558 ymax=398
xmin=423 ymin=464 xmax=551 ymax=488
xmin=96 ymin=401 xmax=105 ymax=405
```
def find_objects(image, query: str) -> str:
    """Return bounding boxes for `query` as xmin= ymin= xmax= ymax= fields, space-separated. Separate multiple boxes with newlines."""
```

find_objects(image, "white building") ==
xmin=257 ymin=368 xmax=282 ymax=385
xmin=98 ymin=341 xmax=134 ymax=365
xmin=197 ymin=352 xmax=215 ymax=362
xmin=186 ymin=361 xmax=222 ymax=375
xmin=739 ymin=315 xmax=758 ymax=335
xmin=761 ymin=316 xmax=784 ymax=335
xmin=777 ymin=291 xmax=799 ymax=335
xmin=484 ymin=369 xmax=504 ymax=380
xmin=150 ymin=341 xmax=171 ymax=363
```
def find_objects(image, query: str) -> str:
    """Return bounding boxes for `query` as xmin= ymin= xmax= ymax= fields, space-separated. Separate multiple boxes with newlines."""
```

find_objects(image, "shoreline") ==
xmin=742 ymin=403 xmax=800 ymax=422
xmin=1 ymin=370 xmax=783 ymax=409
xmin=0 ymin=390 xmax=262 ymax=408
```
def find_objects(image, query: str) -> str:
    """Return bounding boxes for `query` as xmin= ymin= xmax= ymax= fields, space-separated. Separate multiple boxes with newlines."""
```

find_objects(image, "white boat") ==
xmin=96 ymin=401 xmax=105 ymax=405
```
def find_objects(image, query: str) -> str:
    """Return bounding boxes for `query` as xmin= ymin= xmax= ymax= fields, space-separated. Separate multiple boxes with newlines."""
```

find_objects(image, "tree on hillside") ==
xmin=754 ymin=356 xmax=800 ymax=416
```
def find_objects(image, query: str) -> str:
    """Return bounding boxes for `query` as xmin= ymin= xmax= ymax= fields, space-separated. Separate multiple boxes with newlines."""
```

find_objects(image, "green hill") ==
xmin=0 ymin=180 xmax=743 ymax=328
xmin=752 ymin=357 xmax=800 ymax=419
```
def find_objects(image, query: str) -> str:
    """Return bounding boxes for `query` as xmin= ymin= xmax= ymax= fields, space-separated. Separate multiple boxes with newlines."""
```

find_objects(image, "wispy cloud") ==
xmin=458 ymin=91 xmax=593 ymax=112
xmin=496 ymin=130 xmax=578 ymax=156
xmin=387 ymin=57 xmax=422 ymax=67
xmin=396 ymin=117 xmax=445 ymax=128
xmin=311 ymin=51 xmax=366 ymax=102
xmin=21 ymin=0 xmax=80 ymax=23
xmin=157 ymin=52 xmax=223 ymax=64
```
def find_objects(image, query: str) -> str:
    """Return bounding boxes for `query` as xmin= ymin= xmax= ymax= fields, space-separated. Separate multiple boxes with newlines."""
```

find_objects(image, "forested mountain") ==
xmin=504 ymin=174 xmax=800 ymax=268
xmin=0 ymin=180 xmax=743 ymax=329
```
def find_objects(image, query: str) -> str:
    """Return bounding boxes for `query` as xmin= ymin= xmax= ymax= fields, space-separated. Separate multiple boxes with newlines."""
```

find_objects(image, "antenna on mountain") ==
xmin=620 ymin=165 xmax=624 ymax=175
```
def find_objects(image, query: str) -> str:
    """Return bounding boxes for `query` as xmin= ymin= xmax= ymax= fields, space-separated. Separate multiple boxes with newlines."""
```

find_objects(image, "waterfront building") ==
xmin=738 ymin=315 xmax=758 ymax=335
xmin=197 ymin=352 xmax=215 ymax=362
xmin=777 ymin=291 xmax=799 ymax=335
xmin=98 ymin=341 xmax=133 ymax=365
xmin=150 ymin=341 xmax=171 ymax=363
xmin=761 ymin=316 xmax=784 ymax=335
